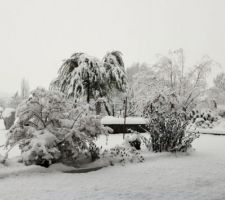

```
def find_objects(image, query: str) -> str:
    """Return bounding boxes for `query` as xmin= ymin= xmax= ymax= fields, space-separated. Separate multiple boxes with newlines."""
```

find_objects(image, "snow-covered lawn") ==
xmin=0 ymin=120 xmax=225 ymax=200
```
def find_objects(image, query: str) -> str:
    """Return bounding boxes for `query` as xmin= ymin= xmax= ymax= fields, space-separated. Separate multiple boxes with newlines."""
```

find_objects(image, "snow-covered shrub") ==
xmin=101 ymin=145 xmax=144 ymax=166
xmin=127 ymin=135 xmax=141 ymax=150
xmin=88 ymin=142 xmax=101 ymax=161
xmin=2 ymin=108 xmax=16 ymax=130
xmin=189 ymin=109 xmax=217 ymax=128
xmin=218 ymin=109 xmax=225 ymax=118
xmin=125 ymin=131 xmax=149 ymax=150
xmin=6 ymin=88 xmax=111 ymax=167
xmin=101 ymin=133 xmax=144 ymax=165
xmin=19 ymin=129 xmax=61 ymax=167
xmin=144 ymin=94 xmax=199 ymax=153
xmin=216 ymin=105 xmax=225 ymax=118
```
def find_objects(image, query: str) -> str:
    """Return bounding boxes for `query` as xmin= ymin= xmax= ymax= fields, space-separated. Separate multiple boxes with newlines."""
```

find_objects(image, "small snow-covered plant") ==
xmin=188 ymin=109 xmax=217 ymax=128
xmin=127 ymin=130 xmax=152 ymax=150
xmin=144 ymin=94 xmax=199 ymax=153
xmin=126 ymin=134 xmax=141 ymax=150
xmin=101 ymin=134 xmax=144 ymax=165
xmin=102 ymin=145 xmax=144 ymax=166
xmin=6 ymin=88 xmax=111 ymax=167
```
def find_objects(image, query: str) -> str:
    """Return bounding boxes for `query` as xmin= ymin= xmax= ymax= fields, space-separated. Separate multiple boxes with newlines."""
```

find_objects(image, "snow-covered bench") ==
xmin=101 ymin=116 xmax=148 ymax=134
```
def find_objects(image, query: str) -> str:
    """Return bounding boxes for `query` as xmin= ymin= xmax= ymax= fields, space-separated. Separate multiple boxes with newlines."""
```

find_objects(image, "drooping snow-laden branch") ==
xmin=50 ymin=51 xmax=127 ymax=115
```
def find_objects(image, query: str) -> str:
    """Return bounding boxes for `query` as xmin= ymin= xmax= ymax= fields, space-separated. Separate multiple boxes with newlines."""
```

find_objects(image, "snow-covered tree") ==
xmin=127 ymin=50 xmax=216 ymax=115
xmin=50 ymin=53 xmax=104 ymax=103
xmin=8 ymin=92 xmax=22 ymax=109
xmin=126 ymin=63 xmax=165 ymax=115
xmin=180 ymin=56 xmax=212 ymax=109
xmin=50 ymin=51 xmax=127 ymax=115
xmin=0 ymin=98 xmax=6 ymax=109
xmin=20 ymin=78 xmax=30 ymax=99
xmin=103 ymin=51 xmax=127 ymax=93
xmin=102 ymin=51 xmax=127 ymax=115
xmin=6 ymin=88 xmax=111 ymax=167
xmin=199 ymin=73 xmax=225 ymax=111
xmin=214 ymin=72 xmax=225 ymax=91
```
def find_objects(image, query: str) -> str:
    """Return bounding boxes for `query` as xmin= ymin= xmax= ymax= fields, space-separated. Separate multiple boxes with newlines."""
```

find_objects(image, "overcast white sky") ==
xmin=0 ymin=0 xmax=225 ymax=95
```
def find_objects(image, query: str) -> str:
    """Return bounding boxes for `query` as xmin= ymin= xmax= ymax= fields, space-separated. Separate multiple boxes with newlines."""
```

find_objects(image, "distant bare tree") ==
xmin=128 ymin=50 xmax=217 ymax=114
xmin=8 ymin=92 xmax=22 ymax=109
xmin=20 ymin=78 xmax=30 ymax=99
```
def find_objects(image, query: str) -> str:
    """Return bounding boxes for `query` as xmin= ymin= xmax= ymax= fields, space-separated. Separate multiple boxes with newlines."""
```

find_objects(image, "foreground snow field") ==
xmin=0 ymin=120 xmax=225 ymax=200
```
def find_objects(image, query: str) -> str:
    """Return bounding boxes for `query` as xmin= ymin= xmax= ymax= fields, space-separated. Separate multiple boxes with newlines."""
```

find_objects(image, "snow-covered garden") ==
xmin=1 ymin=1 xmax=225 ymax=198
xmin=0 ymin=119 xmax=225 ymax=200
xmin=0 ymin=48 xmax=225 ymax=200
xmin=0 ymin=48 xmax=225 ymax=199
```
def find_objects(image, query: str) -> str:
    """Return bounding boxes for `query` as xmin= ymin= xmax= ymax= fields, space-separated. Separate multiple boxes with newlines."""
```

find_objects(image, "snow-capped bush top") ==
xmin=2 ymin=108 xmax=15 ymax=118
xmin=15 ymin=87 xmax=71 ymax=129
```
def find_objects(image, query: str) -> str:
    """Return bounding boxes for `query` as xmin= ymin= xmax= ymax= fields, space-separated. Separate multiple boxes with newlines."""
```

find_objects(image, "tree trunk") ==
xmin=87 ymin=73 xmax=90 ymax=103
xmin=96 ymin=101 xmax=101 ymax=115
xmin=104 ymin=102 xmax=111 ymax=116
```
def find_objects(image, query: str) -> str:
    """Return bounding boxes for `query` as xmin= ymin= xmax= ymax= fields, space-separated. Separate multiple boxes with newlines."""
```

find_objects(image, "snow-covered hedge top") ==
xmin=2 ymin=108 xmax=15 ymax=118
xmin=101 ymin=116 xmax=147 ymax=125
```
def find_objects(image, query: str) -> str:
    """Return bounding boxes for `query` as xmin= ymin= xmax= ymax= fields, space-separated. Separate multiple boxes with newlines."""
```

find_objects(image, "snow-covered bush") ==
xmin=128 ymin=132 xmax=152 ymax=151
xmin=126 ymin=134 xmax=141 ymax=150
xmin=2 ymin=108 xmax=16 ymax=130
xmin=102 ymin=145 xmax=144 ymax=166
xmin=218 ymin=109 xmax=225 ymax=118
xmin=6 ymin=88 xmax=111 ymax=167
xmin=189 ymin=109 xmax=217 ymax=128
xmin=144 ymin=94 xmax=199 ymax=153
xmin=124 ymin=131 xmax=151 ymax=150
xmin=101 ymin=133 xmax=144 ymax=165
xmin=216 ymin=105 xmax=225 ymax=118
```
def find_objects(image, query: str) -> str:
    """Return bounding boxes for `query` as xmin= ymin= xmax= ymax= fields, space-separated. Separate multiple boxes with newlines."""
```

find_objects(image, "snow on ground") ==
xmin=196 ymin=119 xmax=225 ymax=135
xmin=0 ymin=120 xmax=225 ymax=200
